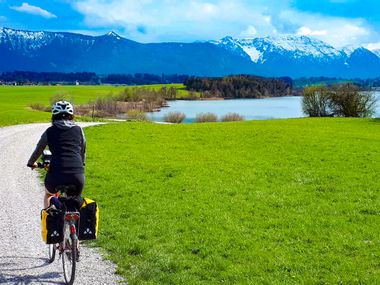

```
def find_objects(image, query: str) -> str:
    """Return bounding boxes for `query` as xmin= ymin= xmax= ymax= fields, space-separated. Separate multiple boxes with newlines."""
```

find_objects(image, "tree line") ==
xmin=0 ymin=71 xmax=189 ymax=85
xmin=294 ymin=76 xmax=380 ymax=89
xmin=184 ymin=75 xmax=293 ymax=98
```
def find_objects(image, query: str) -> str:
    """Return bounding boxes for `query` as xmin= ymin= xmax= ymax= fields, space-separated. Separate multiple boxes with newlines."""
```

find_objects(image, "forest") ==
xmin=0 ymin=71 xmax=188 ymax=85
xmin=184 ymin=75 xmax=293 ymax=98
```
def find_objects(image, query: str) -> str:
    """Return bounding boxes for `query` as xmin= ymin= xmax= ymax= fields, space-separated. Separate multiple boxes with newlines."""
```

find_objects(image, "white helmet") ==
xmin=52 ymin=101 xmax=74 ymax=115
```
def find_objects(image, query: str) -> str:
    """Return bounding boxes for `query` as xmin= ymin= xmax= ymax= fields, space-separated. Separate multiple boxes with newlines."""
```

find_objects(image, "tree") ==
xmin=302 ymin=83 xmax=377 ymax=118
xmin=329 ymin=83 xmax=377 ymax=117
xmin=302 ymin=85 xmax=332 ymax=117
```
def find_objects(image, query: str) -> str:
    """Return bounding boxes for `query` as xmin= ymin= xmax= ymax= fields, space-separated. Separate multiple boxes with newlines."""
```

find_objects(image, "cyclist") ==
xmin=27 ymin=101 xmax=86 ymax=209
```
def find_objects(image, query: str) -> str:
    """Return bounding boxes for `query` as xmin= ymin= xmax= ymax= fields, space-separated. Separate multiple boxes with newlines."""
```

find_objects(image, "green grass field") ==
xmin=0 ymin=84 xmax=187 ymax=126
xmin=1 ymin=86 xmax=379 ymax=283
xmin=81 ymin=118 xmax=380 ymax=284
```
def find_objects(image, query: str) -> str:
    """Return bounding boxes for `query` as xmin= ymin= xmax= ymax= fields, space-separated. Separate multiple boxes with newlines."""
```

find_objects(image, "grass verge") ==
xmin=83 ymin=118 xmax=380 ymax=284
xmin=0 ymin=84 xmax=188 ymax=126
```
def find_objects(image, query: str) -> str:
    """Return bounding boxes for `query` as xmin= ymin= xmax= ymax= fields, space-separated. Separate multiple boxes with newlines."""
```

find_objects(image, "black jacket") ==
xmin=27 ymin=120 xmax=86 ymax=174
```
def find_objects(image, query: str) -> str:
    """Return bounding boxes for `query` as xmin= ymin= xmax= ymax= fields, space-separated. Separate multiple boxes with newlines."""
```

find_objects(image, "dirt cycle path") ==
xmin=0 ymin=123 xmax=124 ymax=284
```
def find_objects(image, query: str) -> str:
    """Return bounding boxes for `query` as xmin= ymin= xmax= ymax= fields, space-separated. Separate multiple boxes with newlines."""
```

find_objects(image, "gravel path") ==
xmin=0 ymin=123 xmax=124 ymax=284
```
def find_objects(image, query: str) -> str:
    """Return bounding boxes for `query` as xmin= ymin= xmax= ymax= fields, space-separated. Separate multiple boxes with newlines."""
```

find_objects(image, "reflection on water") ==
xmin=149 ymin=93 xmax=380 ymax=123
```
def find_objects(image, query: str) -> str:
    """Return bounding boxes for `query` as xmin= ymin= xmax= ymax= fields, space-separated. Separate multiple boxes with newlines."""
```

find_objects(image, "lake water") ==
xmin=148 ymin=92 xmax=380 ymax=122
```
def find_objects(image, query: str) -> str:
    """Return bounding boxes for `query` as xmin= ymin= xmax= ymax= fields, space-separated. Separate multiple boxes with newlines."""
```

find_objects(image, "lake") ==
xmin=149 ymin=92 xmax=380 ymax=122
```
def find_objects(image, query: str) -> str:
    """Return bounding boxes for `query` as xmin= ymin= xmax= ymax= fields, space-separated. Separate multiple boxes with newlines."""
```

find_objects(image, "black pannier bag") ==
xmin=41 ymin=208 xmax=64 ymax=244
xmin=78 ymin=198 xmax=99 ymax=240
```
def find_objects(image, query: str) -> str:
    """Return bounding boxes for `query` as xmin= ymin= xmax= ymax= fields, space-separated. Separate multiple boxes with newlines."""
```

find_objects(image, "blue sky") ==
xmin=1 ymin=0 xmax=380 ymax=49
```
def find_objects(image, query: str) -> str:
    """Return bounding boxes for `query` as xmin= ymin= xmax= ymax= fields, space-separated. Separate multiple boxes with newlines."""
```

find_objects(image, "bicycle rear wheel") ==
xmin=48 ymin=244 xmax=56 ymax=263
xmin=62 ymin=234 xmax=77 ymax=285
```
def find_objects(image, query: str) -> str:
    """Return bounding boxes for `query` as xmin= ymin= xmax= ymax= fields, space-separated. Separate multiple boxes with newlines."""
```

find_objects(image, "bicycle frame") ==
xmin=66 ymin=212 xmax=80 ymax=230
xmin=62 ymin=212 xmax=80 ymax=248
xmin=60 ymin=211 xmax=80 ymax=285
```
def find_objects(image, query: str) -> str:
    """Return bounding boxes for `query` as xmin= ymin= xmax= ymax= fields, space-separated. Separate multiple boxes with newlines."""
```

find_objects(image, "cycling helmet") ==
xmin=52 ymin=100 xmax=74 ymax=115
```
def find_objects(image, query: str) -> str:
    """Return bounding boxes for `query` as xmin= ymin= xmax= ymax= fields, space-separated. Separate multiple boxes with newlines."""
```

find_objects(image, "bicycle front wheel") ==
xmin=48 ymin=244 xmax=56 ymax=263
xmin=62 ymin=234 xmax=77 ymax=285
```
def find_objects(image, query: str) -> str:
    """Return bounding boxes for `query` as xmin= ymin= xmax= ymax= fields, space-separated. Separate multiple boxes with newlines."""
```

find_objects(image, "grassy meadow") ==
xmin=0 ymin=84 xmax=187 ymax=126
xmin=1 ymin=85 xmax=379 ymax=284
xmin=82 ymin=118 xmax=380 ymax=284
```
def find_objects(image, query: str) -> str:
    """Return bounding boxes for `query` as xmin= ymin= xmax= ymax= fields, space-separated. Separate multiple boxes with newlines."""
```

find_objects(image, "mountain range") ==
xmin=1 ymin=27 xmax=380 ymax=78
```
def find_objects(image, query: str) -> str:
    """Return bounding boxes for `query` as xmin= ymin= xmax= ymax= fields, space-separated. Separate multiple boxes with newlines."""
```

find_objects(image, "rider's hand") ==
xmin=28 ymin=162 xmax=38 ymax=169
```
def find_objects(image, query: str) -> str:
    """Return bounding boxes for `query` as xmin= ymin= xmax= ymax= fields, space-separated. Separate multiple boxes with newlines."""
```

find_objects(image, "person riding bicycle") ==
xmin=27 ymin=101 xmax=86 ymax=209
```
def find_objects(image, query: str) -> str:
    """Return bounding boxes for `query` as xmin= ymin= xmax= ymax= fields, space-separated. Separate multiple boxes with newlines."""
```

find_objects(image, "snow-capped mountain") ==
xmin=371 ymin=49 xmax=380 ymax=58
xmin=1 ymin=27 xmax=380 ymax=78
xmin=212 ymin=35 xmax=380 ymax=78
xmin=0 ymin=27 xmax=255 ymax=76
xmin=213 ymin=35 xmax=343 ymax=63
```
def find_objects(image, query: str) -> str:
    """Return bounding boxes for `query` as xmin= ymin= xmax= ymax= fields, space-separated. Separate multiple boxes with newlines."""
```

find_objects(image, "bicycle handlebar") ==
xmin=37 ymin=162 xmax=47 ymax=168
xmin=27 ymin=162 xmax=49 ymax=169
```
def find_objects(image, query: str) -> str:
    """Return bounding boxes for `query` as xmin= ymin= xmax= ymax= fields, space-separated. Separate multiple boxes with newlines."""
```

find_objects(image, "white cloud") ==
xmin=279 ymin=9 xmax=371 ymax=47
xmin=366 ymin=42 xmax=380 ymax=51
xmin=240 ymin=25 xmax=257 ymax=38
xmin=10 ymin=2 xmax=57 ymax=19
xmin=69 ymin=0 xmax=376 ymax=46
xmin=263 ymin=16 xmax=271 ymax=24
xmin=73 ymin=0 xmax=270 ymax=42
xmin=297 ymin=26 xmax=327 ymax=36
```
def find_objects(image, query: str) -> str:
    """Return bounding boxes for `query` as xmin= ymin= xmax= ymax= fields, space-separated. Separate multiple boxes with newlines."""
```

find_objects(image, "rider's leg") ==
xmin=44 ymin=172 xmax=59 ymax=208
xmin=44 ymin=191 xmax=54 ymax=208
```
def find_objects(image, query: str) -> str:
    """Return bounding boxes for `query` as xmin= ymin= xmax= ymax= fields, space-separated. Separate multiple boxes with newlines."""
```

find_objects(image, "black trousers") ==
xmin=45 ymin=172 xmax=85 ymax=196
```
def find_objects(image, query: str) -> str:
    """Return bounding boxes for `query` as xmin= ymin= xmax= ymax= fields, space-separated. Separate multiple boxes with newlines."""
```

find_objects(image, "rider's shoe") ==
xmin=49 ymin=196 xmax=63 ymax=209
xmin=45 ymin=204 xmax=59 ymax=216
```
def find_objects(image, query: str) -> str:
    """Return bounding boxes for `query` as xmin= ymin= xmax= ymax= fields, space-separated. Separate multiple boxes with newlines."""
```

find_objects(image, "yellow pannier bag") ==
xmin=78 ymin=198 xmax=99 ymax=240
xmin=41 ymin=208 xmax=64 ymax=244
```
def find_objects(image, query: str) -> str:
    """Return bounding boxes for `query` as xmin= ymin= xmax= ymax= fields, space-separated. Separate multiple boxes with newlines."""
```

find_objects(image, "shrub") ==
xmin=50 ymin=91 xmax=73 ymax=106
xmin=91 ymin=95 xmax=119 ymax=116
xmin=221 ymin=113 xmax=244 ymax=122
xmin=194 ymin=112 xmax=217 ymax=123
xmin=116 ymin=87 xmax=167 ymax=111
xmin=127 ymin=109 xmax=148 ymax=121
xmin=302 ymin=85 xmax=332 ymax=117
xmin=302 ymin=83 xmax=377 ymax=118
xmin=329 ymin=84 xmax=377 ymax=117
xmin=29 ymin=103 xmax=49 ymax=112
xmin=163 ymin=112 xmax=186 ymax=123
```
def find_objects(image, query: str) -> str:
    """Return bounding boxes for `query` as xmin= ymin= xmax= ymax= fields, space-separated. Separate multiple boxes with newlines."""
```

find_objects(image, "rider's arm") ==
xmin=27 ymin=131 xmax=48 ymax=167
xmin=80 ymin=127 xmax=86 ymax=166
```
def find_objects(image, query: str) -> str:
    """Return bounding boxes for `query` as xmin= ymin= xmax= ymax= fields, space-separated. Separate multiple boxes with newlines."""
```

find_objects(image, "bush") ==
xmin=127 ymin=109 xmax=148 ymax=121
xmin=194 ymin=112 xmax=217 ymax=123
xmin=302 ymin=83 xmax=377 ymax=118
xmin=329 ymin=84 xmax=377 ymax=117
xmin=302 ymin=85 xmax=332 ymax=117
xmin=221 ymin=113 xmax=244 ymax=122
xmin=116 ymin=87 xmax=167 ymax=111
xmin=50 ymin=91 xmax=74 ymax=106
xmin=29 ymin=103 xmax=49 ymax=112
xmin=91 ymin=95 xmax=119 ymax=116
xmin=163 ymin=112 xmax=186 ymax=123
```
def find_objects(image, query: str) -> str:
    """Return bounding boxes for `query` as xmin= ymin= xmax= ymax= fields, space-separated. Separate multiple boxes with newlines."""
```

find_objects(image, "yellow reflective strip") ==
xmin=41 ymin=210 xmax=48 ymax=243
xmin=95 ymin=205 xmax=99 ymax=238
xmin=81 ymin=198 xmax=95 ymax=209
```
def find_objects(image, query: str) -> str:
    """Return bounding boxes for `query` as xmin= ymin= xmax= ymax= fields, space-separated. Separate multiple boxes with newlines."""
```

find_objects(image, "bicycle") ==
xmin=36 ymin=151 xmax=81 ymax=285
xmin=49 ymin=185 xmax=80 ymax=285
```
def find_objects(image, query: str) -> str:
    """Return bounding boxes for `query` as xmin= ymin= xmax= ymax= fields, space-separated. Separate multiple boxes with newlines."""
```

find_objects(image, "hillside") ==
xmin=1 ymin=27 xmax=380 ymax=78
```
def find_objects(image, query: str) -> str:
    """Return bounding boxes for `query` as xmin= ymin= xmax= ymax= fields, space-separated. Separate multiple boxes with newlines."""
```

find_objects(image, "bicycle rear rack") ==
xmin=65 ymin=212 xmax=80 ymax=222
